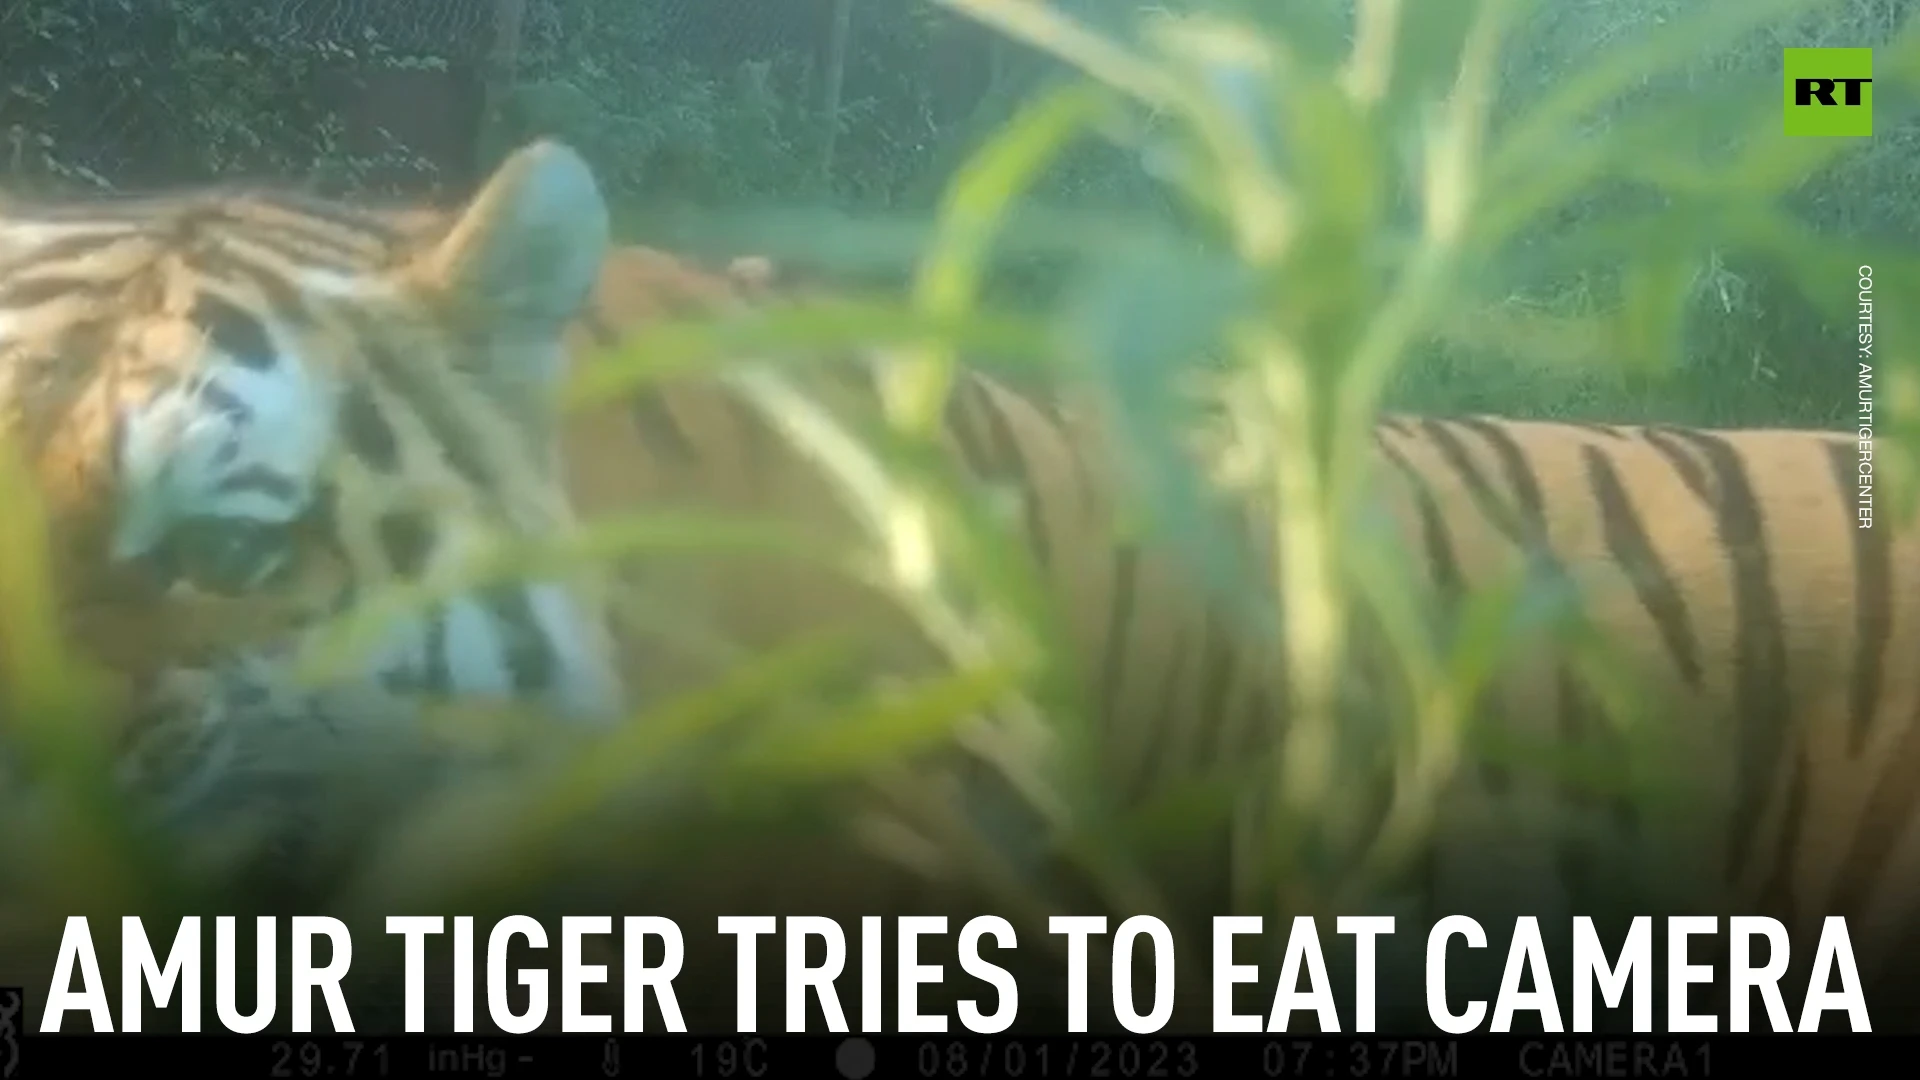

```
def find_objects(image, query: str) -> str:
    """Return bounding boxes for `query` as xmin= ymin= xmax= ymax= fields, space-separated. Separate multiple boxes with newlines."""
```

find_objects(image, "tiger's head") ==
xmin=0 ymin=141 xmax=624 ymax=722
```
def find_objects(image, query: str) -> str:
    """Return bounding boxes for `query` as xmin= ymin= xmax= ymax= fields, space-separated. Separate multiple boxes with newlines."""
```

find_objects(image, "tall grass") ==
xmin=3 ymin=0 xmax=1919 ymax=1031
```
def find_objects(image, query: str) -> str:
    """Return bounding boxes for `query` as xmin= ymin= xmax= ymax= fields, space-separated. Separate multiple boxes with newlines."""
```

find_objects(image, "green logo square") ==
xmin=1784 ymin=47 xmax=1873 ymax=136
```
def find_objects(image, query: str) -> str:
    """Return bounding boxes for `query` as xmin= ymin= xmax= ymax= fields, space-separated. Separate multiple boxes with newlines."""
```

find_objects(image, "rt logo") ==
xmin=1785 ymin=47 xmax=1872 ymax=136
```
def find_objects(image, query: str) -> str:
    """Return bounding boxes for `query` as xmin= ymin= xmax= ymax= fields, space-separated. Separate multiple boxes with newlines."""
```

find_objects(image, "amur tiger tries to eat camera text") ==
xmin=1 ymin=140 xmax=1916 ymax=1031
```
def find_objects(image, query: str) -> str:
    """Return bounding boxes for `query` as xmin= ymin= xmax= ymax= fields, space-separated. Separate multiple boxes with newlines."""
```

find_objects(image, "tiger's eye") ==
xmin=150 ymin=516 xmax=293 ymax=596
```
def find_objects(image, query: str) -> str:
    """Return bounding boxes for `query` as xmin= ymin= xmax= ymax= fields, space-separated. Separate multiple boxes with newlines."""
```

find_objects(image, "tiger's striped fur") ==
xmin=3 ymin=141 xmax=1916 ymax=1030
xmin=0 ymin=141 xmax=626 ymax=738
xmin=1369 ymin=414 xmax=1920 ymax=1021
xmin=555 ymin=250 xmax=1920 ymax=1028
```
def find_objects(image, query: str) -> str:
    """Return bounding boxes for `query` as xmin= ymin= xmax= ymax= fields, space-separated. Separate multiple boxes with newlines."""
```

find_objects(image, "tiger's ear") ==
xmin=419 ymin=140 xmax=610 ymax=384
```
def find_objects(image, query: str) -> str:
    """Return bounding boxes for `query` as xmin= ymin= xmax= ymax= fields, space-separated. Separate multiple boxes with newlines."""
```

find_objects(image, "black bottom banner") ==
xmin=0 ymin=1030 xmax=1910 ymax=1078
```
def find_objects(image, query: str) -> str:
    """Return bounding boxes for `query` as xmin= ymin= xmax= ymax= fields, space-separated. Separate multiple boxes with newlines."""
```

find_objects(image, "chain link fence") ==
xmin=1 ymin=0 xmax=511 ymax=194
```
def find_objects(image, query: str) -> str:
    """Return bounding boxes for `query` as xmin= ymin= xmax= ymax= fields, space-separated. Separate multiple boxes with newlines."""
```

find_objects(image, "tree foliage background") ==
xmin=5 ymin=0 xmax=1913 ymax=427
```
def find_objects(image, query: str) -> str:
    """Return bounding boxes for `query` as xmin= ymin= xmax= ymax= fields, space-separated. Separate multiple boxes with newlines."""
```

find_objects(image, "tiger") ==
xmin=0 ymin=140 xmax=627 ymax=736
xmin=2 ymin=138 xmax=1917 ymax=1032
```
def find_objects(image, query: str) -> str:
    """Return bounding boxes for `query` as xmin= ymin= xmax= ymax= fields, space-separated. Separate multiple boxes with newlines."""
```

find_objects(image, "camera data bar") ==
xmin=3 ymin=1031 xmax=1906 ymax=1079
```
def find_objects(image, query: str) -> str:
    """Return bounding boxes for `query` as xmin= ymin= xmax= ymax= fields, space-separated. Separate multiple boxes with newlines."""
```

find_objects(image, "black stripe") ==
xmin=1826 ymin=440 xmax=1890 ymax=754
xmin=1583 ymin=444 xmax=1703 ymax=686
xmin=0 ymin=229 xmax=134 ymax=275
xmin=218 ymin=218 xmax=392 ymax=274
xmin=10 ymin=319 xmax=113 ymax=465
xmin=305 ymin=480 xmax=343 ymax=570
xmin=477 ymin=586 xmax=558 ymax=696
xmin=245 ymin=261 xmax=312 ymax=323
xmin=357 ymin=329 xmax=495 ymax=491
xmin=1756 ymin=746 xmax=1809 ymax=928
xmin=1463 ymin=418 xmax=1619 ymax=892
xmin=1829 ymin=692 xmax=1920 ymax=922
xmin=945 ymin=380 xmax=998 ymax=477
xmin=1641 ymin=427 xmax=1712 ymax=503
xmin=376 ymin=511 xmax=436 ymax=577
xmin=1096 ymin=545 xmax=1142 ymax=725
xmin=339 ymin=383 xmax=401 ymax=472
xmin=724 ymin=390 xmax=777 ymax=479
xmin=1662 ymin=428 xmax=1788 ymax=884
xmin=1031 ymin=394 xmax=1099 ymax=514
xmin=1418 ymin=418 xmax=1525 ymax=544
xmin=1377 ymin=439 xmax=1462 ymax=602
xmin=214 ymin=464 xmax=301 ymax=503
xmin=0 ymin=275 xmax=118 ymax=308
xmin=195 ymin=379 xmax=252 ymax=421
xmin=968 ymin=379 xmax=1052 ymax=569
xmin=581 ymin=306 xmax=620 ymax=348
xmin=1567 ymin=421 xmax=1629 ymax=439
xmin=191 ymin=293 xmax=278 ymax=370
xmin=627 ymin=391 xmax=699 ymax=465
xmin=580 ymin=304 xmax=701 ymax=467
xmin=1458 ymin=416 xmax=1548 ymax=537
xmin=6 ymin=188 xmax=405 ymax=246
xmin=1423 ymin=418 xmax=1540 ymax=793
xmin=234 ymin=191 xmax=411 ymax=246
xmin=184 ymin=245 xmax=317 ymax=326
xmin=230 ymin=234 xmax=373 ymax=276
xmin=3 ymin=198 xmax=167 ymax=224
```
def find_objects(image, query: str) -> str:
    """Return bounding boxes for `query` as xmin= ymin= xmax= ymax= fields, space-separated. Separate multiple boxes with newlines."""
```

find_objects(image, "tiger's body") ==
xmin=2 ymin=141 xmax=1916 ymax=1031
xmin=564 ymin=264 xmax=1920 ymax=1028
